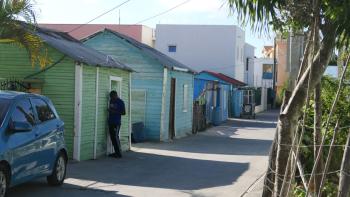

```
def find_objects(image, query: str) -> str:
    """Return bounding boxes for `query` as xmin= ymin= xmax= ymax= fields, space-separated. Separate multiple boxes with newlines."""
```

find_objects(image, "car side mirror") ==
xmin=9 ymin=121 xmax=33 ymax=132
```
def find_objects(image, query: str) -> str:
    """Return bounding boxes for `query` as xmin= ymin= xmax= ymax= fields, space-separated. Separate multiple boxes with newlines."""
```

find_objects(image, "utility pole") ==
xmin=118 ymin=9 xmax=121 ymax=25
xmin=273 ymin=36 xmax=277 ymax=108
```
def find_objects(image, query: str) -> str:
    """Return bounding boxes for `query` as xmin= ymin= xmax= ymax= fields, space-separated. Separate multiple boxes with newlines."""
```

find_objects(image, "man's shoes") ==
xmin=108 ymin=153 xmax=122 ymax=158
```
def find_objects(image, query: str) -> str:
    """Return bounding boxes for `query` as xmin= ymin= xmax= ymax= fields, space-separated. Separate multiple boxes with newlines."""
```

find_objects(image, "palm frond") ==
xmin=227 ymin=0 xmax=285 ymax=33
xmin=0 ymin=0 xmax=51 ymax=68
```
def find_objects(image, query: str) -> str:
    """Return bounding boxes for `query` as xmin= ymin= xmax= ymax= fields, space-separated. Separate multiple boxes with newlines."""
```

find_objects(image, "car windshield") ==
xmin=0 ymin=99 xmax=11 ymax=127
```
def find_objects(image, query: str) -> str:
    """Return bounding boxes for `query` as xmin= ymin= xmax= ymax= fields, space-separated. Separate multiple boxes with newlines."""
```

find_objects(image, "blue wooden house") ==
xmin=83 ymin=29 xmax=195 ymax=141
xmin=194 ymin=71 xmax=230 ymax=125
xmin=194 ymin=71 xmax=245 ymax=125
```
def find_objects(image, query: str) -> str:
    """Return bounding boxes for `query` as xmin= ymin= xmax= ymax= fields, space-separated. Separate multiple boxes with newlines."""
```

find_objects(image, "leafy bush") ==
xmin=295 ymin=75 xmax=350 ymax=194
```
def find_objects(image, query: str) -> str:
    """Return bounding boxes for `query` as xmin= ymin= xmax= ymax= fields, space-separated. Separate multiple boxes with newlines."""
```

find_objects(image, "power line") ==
xmin=68 ymin=0 xmax=131 ymax=33
xmin=135 ymin=0 xmax=191 ymax=24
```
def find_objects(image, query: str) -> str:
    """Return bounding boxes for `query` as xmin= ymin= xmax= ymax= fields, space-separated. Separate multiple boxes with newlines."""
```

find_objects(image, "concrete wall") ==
xmin=244 ymin=43 xmax=255 ymax=85
xmin=252 ymin=58 xmax=274 ymax=88
xmin=155 ymin=25 xmax=245 ymax=78
xmin=142 ymin=26 xmax=155 ymax=47
xmin=287 ymin=34 xmax=304 ymax=90
xmin=233 ymin=28 xmax=246 ymax=82
xmin=255 ymin=87 xmax=268 ymax=113
xmin=40 ymin=24 xmax=155 ymax=47
xmin=275 ymin=33 xmax=304 ymax=102
xmin=276 ymin=38 xmax=289 ymax=97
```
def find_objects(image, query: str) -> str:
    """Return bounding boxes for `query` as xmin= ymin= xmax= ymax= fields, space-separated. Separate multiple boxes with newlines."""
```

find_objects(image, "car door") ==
xmin=7 ymin=98 xmax=38 ymax=184
xmin=30 ymin=98 xmax=59 ymax=173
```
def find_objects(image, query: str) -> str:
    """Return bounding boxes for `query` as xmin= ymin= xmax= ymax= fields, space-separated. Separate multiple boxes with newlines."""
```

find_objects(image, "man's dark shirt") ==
xmin=108 ymin=98 xmax=125 ymax=125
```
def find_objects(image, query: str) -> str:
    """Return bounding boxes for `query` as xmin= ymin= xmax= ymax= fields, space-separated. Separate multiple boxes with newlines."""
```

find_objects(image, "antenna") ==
xmin=119 ymin=9 xmax=121 ymax=25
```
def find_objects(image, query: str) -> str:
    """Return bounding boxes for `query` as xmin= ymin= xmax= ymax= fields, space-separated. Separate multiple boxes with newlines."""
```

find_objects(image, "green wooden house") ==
xmin=0 ymin=26 xmax=132 ymax=161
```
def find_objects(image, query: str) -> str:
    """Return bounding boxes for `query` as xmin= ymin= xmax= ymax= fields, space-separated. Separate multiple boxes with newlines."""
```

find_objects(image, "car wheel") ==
xmin=0 ymin=165 xmax=9 ymax=197
xmin=47 ymin=152 xmax=67 ymax=186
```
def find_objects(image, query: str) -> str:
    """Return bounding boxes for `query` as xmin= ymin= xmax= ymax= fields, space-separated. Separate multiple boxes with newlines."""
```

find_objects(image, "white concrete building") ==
xmin=244 ymin=43 xmax=255 ymax=85
xmin=155 ymin=24 xmax=254 ymax=80
xmin=250 ymin=58 xmax=274 ymax=88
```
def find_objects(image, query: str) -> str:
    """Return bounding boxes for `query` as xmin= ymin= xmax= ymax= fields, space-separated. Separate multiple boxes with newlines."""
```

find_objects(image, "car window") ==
xmin=11 ymin=99 xmax=35 ymax=125
xmin=31 ymin=98 xmax=56 ymax=123
xmin=0 ymin=99 xmax=11 ymax=127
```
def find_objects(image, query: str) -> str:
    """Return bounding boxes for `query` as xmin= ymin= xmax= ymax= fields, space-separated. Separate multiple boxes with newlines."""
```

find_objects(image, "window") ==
xmin=11 ymin=99 xmax=35 ymax=125
xmin=223 ymin=90 xmax=227 ymax=110
xmin=168 ymin=45 xmax=177 ymax=52
xmin=212 ymin=84 xmax=218 ymax=108
xmin=0 ymin=99 xmax=10 ymax=126
xmin=246 ymin=58 xmax=249 ymax=71
xmin=262 ymin=64 xmax=273 ymax=79
xmin=183 ymin=84 xmax=188 ymax=112
xmin=31 ymin=98 xmax=55 ymax=123
xmin=216 ymin=88 xmax=221 ymax=107
xmin=243 ymin=90 xmax=254 ymax=105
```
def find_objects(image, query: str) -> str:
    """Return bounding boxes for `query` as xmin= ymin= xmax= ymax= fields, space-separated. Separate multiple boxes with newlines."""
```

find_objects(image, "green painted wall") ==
xmin=80 ymin=65 xmax=97 ymax=160
xmin=38 ymin=58 xmax=76 ymax=158
xmin=80 ymin=65 xmax=130 ymax=160
xmin=0 ymin=43 xmax=76 ymax=158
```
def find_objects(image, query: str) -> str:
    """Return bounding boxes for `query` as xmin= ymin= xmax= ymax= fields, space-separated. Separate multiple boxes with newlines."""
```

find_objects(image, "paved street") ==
xmin=9 ymin=110 xmax=278 ymax=197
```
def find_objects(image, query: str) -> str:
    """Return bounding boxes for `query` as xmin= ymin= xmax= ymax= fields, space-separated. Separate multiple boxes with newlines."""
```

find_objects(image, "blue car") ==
xmin=0 ymin=91 xmax=67 ymax=197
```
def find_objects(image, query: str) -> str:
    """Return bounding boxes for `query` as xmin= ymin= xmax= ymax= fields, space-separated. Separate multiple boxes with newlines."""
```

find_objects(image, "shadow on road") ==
xmin=70 ymin=152 xmax=249 ymax=190
xmin=9 ymin=180 xmax=130 ymax=197
xmin=134 ymin=136 xmax=273 ymax=156
xmin=9 ymin=152 xmax=249 ymax=196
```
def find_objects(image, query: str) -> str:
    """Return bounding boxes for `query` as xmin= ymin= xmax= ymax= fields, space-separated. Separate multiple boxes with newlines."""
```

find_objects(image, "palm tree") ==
xmin=0 ymin=0 xmax=46 ymax=67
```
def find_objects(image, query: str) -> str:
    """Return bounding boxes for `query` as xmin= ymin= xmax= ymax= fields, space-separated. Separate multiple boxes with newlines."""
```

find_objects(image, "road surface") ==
xmin=9 ymin=110 xmax=278 ymax=197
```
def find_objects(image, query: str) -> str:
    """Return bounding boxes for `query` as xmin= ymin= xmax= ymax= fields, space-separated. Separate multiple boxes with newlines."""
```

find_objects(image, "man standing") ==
xmin=108 ymin=90 xmax=126 ymax=158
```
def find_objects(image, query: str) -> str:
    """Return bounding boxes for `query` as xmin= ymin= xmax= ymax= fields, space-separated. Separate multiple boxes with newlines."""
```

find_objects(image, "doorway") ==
xmin=169 ymin=78 xmax=176 ymax=140
xmin=107 ymin=76 xmax=122 ymax=154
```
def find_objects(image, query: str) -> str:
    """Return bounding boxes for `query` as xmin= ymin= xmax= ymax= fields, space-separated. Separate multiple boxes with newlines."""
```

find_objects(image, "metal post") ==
xmin=273 ymin=37 xmax=277 ymax=108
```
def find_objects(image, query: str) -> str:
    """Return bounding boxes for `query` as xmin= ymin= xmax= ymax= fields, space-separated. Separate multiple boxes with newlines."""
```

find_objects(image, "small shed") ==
xmin=209 ymin=72 xmax=246 ymax=118
xmin=83 ymin=29 xmax=195 ymax=141
xmin=0 ymin=26 xmax=133 ymax=161
xmin=194 ymin=71 xmax=232 ymax=126
xmin=195 ymin=71 xmax=246 ymax=120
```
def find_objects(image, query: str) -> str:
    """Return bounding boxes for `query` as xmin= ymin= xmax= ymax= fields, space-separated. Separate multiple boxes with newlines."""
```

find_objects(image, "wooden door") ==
xmin=169 ymin=78 xmax=176 ymax=140
xmin=107 ymin=77 xmax=122 ymax=154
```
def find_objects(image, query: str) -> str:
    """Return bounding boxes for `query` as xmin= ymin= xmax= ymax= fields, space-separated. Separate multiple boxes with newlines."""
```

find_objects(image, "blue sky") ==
xmin=34 ymin=0 xmax=273 ymax=57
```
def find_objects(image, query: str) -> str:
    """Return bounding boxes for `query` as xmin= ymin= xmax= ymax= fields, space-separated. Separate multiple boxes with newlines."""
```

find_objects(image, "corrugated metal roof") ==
xmin=84 ymin=29 xmax=195 ymax=73
xmin=24 ymin=24 xmax=132 ymax=71
xmin=201 ymin=71 xmax=246 ymax=86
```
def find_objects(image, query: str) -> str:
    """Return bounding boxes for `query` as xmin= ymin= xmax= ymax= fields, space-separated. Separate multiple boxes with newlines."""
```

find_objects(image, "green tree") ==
xmin=227 ymin=0 xmax=350 ymax=196
xmin=0 ymin=0 xmax=47 ymax=67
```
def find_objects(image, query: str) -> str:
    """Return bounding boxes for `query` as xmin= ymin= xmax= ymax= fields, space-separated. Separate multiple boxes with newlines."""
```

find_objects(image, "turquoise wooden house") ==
xmin=0 ymin=26 xmax=133 ymax=161
xmin=83 ymin=29 xmax=195 ymax=141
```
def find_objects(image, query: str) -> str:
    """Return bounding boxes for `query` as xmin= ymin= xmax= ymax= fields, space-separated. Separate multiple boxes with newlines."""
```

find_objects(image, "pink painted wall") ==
xmin=40 ymin=24 xmax=143 ymax=42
